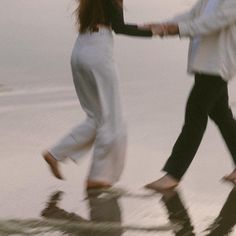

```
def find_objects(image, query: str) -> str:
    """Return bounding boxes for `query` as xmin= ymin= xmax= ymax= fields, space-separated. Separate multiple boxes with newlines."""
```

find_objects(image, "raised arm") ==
xmin=109 ymin=0 xmax=153 ymax=37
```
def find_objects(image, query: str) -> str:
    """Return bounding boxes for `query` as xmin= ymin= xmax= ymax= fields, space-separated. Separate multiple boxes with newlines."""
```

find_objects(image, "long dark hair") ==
xmin=75 ymin=0 xmax=122 ymax=33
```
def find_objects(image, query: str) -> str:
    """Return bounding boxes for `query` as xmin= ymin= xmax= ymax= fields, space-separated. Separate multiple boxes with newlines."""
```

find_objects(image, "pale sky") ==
xmin=0 ymin=0 xmax=199 ymax=90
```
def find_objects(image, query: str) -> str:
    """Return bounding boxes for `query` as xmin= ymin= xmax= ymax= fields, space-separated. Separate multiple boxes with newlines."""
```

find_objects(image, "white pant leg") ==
xmin=50 ymin=29 xmax=127 ymax=183
xmin=86 ymin=66 xmax=127 ymax=184
xmin=49 ymin=117 xmax=96 ymax=161
xmin=72 ymin=30 xmax=127 ymax=184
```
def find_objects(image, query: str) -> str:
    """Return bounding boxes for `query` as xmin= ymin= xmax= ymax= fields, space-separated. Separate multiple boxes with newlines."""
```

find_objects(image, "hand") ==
xmin=151 ymin=24 xmax=167 ymax=37
xmin=138 ymin=23 xmax=155 ymax=30
xmin=139 ymin=23 xmax=179 ymax=37
xmin=165 ymin=24 xmax=179 ymax=35
xmin=139 ymin=23 xmax=165 ymax=37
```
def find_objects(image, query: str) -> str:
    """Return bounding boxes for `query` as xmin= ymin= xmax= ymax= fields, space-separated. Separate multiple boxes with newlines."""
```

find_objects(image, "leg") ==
xmin=209 ymin=83 xmax=236 ymax=182
xmin=62 ymin=33 xmax=126 ymax=187
xmin=86 ymin=65 xmax=127 ymax=187
xmin=43 ymin=64 xmax=100 ymax=180
xmin=44 ymin=110 xmax=96 ymax=180
xmin=43 ymin=152 xmax=64 ymax=180
xmin=48 ymin=118 xmax=96 ymax=162
xmin=146 ymin=74 xmax=227 ymax=191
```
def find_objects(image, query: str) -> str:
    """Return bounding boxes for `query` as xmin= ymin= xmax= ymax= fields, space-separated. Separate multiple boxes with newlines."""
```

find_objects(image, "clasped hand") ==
xmin=140 ymin=23 xmax=179 ymax=37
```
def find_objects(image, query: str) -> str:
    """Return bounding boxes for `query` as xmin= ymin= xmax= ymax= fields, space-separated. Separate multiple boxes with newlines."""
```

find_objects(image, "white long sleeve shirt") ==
xmin=171 ymin=0 xmax=236 ymax=81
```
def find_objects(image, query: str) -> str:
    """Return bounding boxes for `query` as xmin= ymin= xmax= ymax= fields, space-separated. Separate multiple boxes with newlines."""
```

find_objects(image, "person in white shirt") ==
xmin=144 ymin=0 xmax=236 ymax=191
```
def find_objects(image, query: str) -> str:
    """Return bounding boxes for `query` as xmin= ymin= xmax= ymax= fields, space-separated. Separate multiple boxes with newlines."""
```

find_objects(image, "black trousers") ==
xmin=163 ymin=73 xmax=236 ymax=180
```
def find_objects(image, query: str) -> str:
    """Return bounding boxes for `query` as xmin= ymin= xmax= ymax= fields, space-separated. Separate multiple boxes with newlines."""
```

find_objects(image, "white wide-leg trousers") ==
xmin=49 ymin=29 xmax=127 ymax=184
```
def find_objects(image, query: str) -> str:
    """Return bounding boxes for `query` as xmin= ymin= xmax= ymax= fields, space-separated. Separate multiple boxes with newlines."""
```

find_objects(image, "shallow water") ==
xmin=1 ymin=0 xmax=236 ymax=235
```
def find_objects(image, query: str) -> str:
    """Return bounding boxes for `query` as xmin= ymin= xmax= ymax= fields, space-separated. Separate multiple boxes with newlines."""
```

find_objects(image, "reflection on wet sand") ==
xmin=161 ymin=190 xmax=195 ymax=236
xmin=0 ymin=189 xmax=175 ymax=235
xmin=40 ymin=189 xmax=176 ymax=235
xmin=41 ymin=190 xmax=122 ymax=236
xmin=1 ymin=187 xmax=235 ymax=235
xmin=161 ymin=187 xmax=236 ymax=236
xmin=204 ymin=187 xmax=236 ymax=236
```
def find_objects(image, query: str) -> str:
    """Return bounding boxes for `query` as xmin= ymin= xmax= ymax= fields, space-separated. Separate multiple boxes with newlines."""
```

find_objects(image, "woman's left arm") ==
xmin=110 ymin=0 xmax=153 ymax=37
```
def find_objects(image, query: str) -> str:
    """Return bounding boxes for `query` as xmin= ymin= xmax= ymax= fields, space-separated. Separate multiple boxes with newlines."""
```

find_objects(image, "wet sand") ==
xmin=1 ymin=68 xmax=236 ymax=236
xmin=1 ymin=0 xmax=236 ymax=235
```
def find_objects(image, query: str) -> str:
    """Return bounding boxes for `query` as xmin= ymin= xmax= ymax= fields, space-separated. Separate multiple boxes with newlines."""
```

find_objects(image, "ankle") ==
xmin=165 ymin=174 xmax=179 ymax=183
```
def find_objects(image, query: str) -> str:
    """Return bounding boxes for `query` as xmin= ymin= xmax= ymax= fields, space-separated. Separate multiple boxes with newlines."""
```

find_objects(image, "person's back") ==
xmin=76 ymin=0 xmax=153 ymax=36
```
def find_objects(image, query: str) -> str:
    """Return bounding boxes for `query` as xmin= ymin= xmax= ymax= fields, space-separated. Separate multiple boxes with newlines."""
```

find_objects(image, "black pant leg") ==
xmin=163 ymin=74 xmax=226 ymax=180
xmin=209 ymin=84 xmax=236 ymax=165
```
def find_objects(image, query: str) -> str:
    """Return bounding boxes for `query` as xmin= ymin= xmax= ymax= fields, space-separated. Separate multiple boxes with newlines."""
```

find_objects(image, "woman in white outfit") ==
xmin=43 ymin=0 xmax=153 ymax=189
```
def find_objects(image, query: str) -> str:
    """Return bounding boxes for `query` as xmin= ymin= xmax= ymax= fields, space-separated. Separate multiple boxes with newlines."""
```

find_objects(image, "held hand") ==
xmin=138 ymin=23 xmax=155 ymax=30
xmin=139 ymin=23 xmax=179 ymax=37
xmin=164 ymin=24 xmax=180 ymax=36
xmin=151 ymin=24 xmax=167 ymax=37
xmin=138 ymin=23 xmax=165 ymax=37
xmin=151 ymin=23 xmax=180 ymax=37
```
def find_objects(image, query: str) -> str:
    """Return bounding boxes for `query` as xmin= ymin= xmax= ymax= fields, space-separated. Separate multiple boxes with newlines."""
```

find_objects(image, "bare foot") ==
xmin=86 ymin=180 xmax=112 ymax=190
xmin=145 ymin=174 xmax=179 ymax=192
xmin=223 ymin=169 xmax=236 ymax=183
xmin=43 ymin=151 xmax=64 ymax=180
